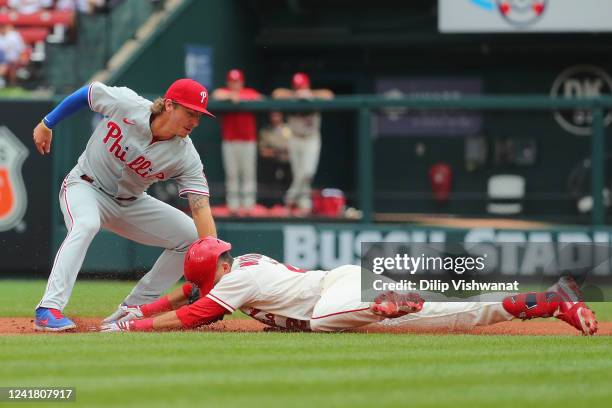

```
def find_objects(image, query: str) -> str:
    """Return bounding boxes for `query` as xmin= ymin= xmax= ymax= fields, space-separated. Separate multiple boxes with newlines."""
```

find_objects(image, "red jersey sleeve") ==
xmin=175 ymin=296 xmax=228 ymax=329
xmin=240 ymin=88 xmax=262 ymax=100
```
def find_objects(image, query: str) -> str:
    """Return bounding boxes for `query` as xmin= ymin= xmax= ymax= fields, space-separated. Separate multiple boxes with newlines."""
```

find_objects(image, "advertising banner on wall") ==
xmin=550 ymin=65 xmax=612 ymax=136
xmin=439 ymin=0 xmax=612 ymax=33
xmin=374 ymin=78 xmax=483 ymax=137
xmin=184 ymin=44 xmax=213 ymax=89
xmin=0 ymin=101 xmax=54 ymax=274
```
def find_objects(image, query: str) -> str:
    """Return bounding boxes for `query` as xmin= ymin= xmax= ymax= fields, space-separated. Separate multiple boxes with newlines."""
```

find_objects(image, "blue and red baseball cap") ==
xmin=165 ymin=78 xmax=215 ymax=117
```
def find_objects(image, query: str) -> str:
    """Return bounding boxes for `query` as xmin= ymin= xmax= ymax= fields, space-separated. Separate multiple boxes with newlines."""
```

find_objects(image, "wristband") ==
xmin=140 ymin=296 xmax=172 ymax=317
xmin=130 ymin=318 xmax=154 ymax=332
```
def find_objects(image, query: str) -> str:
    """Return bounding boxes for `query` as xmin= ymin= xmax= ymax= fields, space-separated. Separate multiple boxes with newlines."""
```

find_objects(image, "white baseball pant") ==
xmin=309 ymin=265 xmax=514 ymax=332
xmin=38 ymin=176 xmax=198 ymax=310
xmin=286 ymin=135 xmax=321 ymax=210
xmin=222 ymin=141 xmax=257 ymax=210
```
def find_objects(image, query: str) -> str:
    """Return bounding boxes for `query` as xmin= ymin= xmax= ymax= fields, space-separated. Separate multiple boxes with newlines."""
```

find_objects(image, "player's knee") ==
xmin=72 ymin=218 xmax=100 ymax=237
xmin=173 ymin=227 xmax=198 ymax=252
xmin=309 ymin=318 xmax=339 ymax=332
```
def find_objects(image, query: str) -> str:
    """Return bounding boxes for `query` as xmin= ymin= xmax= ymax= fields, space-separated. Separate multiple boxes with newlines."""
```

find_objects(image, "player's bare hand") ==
xmin=230 ymin=92 xmax=241 ymax=104
xmin=295 ymin=89 xmax=313 ymax=100
xmin=116 ymin=305 xmax=144 ymax=323
xmin=33 ymin=121 xmax=53 ymax=155
xmin=100 ymin=321 xmax=131 ymax=332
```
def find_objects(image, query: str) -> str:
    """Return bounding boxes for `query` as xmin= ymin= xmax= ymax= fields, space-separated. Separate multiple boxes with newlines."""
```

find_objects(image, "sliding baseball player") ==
xmin=101 ymin=237 xmax=598 ymax=335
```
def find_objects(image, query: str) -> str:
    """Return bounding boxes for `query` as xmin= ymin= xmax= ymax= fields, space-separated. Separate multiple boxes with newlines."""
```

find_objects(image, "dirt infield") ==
xmin=374 ymin=214 xmax=552 ymax=230
xmin=1 ymin=317 xmax=610 ymax=336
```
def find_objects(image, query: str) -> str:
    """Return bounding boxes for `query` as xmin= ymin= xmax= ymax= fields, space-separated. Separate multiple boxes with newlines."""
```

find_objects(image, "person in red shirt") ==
xmin=212 ymin=69 xmax=263 ymax=215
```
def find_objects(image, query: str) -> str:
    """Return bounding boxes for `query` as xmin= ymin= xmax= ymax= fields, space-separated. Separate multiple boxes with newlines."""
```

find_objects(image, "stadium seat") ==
xmin=17 ymin=27 xmax=49 ymax=44
xmin=0 ymin=10 xmax=75 ymax=28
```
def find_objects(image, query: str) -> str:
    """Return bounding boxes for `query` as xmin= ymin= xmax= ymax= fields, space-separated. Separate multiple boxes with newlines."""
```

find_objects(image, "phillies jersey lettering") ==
xmin=69 ymin=82 xmax=209 ymax=199
xmin=103 ymin=121 xmax=165 ymax=180
xmin=206 ymin=254 xmax=328 ymax=322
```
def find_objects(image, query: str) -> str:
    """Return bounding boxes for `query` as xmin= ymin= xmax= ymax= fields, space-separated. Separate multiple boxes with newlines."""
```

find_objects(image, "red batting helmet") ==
xmin=184 ymin=237 xmax=232 ymax=293
xmin=226 ymin=69 xmax=244 ymax=82
xmin=292 ymin=72 xmax=310 ymax=90
xmin=165 ymin=78 xmax=215 ymax=118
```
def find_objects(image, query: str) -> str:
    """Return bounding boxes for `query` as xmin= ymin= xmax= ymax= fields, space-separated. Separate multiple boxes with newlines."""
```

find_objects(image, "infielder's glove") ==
xmin=116 ymin=305 xmax=144 ymax=323
xmin=100 ymin=321 xmax=132 ymax=332
xmin=102 ymin=304 xmax=144 ymax=323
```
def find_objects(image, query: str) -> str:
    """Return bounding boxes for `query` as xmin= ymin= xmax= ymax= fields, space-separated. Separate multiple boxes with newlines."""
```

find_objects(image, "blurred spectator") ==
xmin=0 ymin=48 xmax=7 ymax=88
xmin=7 ymin=0 xmax=52 ymax=14
xmin=56 ymin=0 xmax=105 ymax=14
xmin=272 ymin=72 xmax=334 ymax=215
xmin=212 ymin=68 xmax=263 ymax=215
xmin=258 ymin=111 xmax=293 ymax=206
xmin=0 ymin=24 xmax=25 ymax=86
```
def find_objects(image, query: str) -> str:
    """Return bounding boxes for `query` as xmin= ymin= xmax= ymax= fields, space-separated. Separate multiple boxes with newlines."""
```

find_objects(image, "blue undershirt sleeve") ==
xmin=42 ymin=85 xmax=90 ymax=129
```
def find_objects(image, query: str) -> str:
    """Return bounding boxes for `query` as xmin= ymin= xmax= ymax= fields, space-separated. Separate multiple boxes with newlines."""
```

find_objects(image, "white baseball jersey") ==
xmin=206 ymin=254 xmax=328 ymax=329
xmin=72 ymin=82 xmax=209 ymax=199
xmin=286 ymin=112 xmax=321 ymax=138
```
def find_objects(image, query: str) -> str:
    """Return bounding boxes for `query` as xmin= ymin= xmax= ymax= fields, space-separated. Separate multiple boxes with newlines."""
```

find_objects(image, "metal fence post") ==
xmin=591 ymin=104 xmax=605 ymax=226
xmin=358 ymin=108 xmax=373 ymax=223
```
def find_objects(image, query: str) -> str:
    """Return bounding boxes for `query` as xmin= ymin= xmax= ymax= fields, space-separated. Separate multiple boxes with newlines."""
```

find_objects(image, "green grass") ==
xmin=0 ymin=280 xmax=140 ymax=317
xmin=1 ymin=280 xmax=612 ymax=408
xmin=1 ymin=333 xmax=611 ymax=408
xmin=0 ymin=86 xmax=36 ymax=98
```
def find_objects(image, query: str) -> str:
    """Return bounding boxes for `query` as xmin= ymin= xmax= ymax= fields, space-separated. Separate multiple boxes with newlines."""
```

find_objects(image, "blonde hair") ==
xmin=150 ymin=97 xmax=166 ymax=115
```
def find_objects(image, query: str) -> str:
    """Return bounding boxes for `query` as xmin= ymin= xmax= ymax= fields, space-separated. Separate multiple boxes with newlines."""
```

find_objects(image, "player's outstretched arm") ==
xmin=101 ymin=297 xmax=227 ymax=332
xmin=311 ymin=89 xmax=334 ymax=100
xmin=101 ymin=310 xmax=184 ymax=332
xmin=188 ymin=193 xmax=217 ymax=238
xmin=33 ymin=121 xmax=53 ymax=155
xmin=114 ymin=283 xmax=195 ymax=323
xmin=33 ymin=85 xmax=91 ymax=155
xmin=212 ymin=88 xmax=233 ymax=101
xmin=272 ymin=88 xmax=294 ymax=99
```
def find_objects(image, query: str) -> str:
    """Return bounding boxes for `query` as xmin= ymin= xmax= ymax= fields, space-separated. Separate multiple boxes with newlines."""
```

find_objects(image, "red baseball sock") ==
xmin=502 ymin=292 xmax=561 ymax=320
xmin=140 ymin=296 xmax=172 ymax=317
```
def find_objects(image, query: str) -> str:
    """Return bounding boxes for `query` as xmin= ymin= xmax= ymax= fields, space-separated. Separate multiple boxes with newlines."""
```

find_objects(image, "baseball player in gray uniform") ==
xmin=32 ymin=78 xmax=217 ymax=331
xmin=272 ymin=73 xmax=334 ymax=214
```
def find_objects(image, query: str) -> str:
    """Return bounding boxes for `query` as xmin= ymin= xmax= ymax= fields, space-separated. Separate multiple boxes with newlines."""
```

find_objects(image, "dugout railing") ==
xmin=3 ymin=94 xmax=612 ymax=273
xmin=208 ymin=95 xmax=612 ymax=226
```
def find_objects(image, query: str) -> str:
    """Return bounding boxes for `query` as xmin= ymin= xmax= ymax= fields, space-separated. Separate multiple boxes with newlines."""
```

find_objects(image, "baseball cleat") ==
xmin=550 ymin=276 xmax=598 ymax=335
xmin=370 ymin=291 xmax=424 ymax=318
xmin=555 ymin=302 xmax=598 ymax=336
xmin=34 ymin=307 xmax=76 ymax=332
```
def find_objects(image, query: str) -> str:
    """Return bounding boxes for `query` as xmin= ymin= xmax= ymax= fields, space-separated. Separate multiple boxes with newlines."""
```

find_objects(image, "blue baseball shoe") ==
xmin=34 ymin=307 xmax=76 ymax=332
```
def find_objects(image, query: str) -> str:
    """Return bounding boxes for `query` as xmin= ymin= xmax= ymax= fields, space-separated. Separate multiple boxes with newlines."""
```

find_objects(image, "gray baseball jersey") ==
xmin=286 ymin=112 xmax=321 ymax=139
xmin=73 ymin=82 xmax=209 ymax=199
xmin=39 ymin=82 xmax=209 ymax=312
